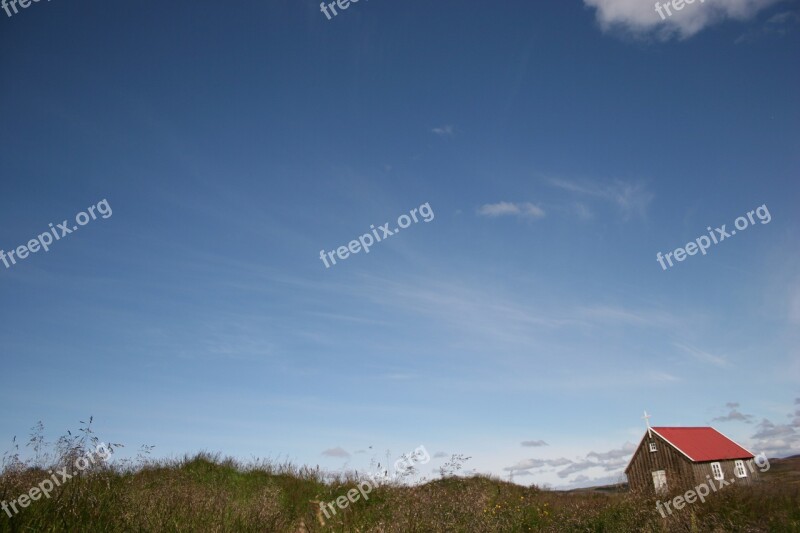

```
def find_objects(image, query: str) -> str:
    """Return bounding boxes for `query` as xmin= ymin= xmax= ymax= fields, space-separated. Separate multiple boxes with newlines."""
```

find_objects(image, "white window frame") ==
xmin=711 ymin=462 xmax=724 ymax=480
xmin=734 ymin=460 xmax=747 ymax=478
xmin=652 ymin=470 xmax=667 ymax=493
xmin=649 ymin=442 xmax=657 ymax=453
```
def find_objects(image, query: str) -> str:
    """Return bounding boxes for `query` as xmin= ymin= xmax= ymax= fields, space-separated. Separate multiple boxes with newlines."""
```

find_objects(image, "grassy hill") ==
xmin=1 ymin=431 xmax=798 ymax=532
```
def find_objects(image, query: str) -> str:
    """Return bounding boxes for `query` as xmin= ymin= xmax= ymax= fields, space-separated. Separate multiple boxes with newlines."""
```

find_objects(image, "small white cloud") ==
xmin=382 ymin=373 xmax=414 ymax=380
xmin=503 ymin=458 xmax=548 ymax=472
xmin=713 ymin=403 xmax=754 ymax=423
xmin=477 ymin=202 xmax=546 ymax=219
xmin=321 ymin=447 xmax=350 ymax=458
xmin=477 ymin=202 xmax=520 ymax=217
xmin=432 ymin=125 xmax=455 ymax=136
xmin=557 ymin=460 xmax=597 ymax=478
xmin=521 ymin=440 xmax=549 ymax=447
xmin=583 ymin=0 xmax=782 ymax=41
xmin=503 ymin=457 xmax=573 ymax=473
xmin=587 ymin=442 xmax=636 ymax=461
xmin=520 ymin=204 xmax=546 ymax=218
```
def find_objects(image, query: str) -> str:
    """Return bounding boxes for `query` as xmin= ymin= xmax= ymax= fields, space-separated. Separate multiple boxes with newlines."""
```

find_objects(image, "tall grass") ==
xmin=1 ymin=422 xmax=797 ymax=532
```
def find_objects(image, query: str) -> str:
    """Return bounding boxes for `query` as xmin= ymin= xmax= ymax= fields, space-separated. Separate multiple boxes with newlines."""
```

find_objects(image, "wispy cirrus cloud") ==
xmin=477 ymin=202 xmax=546 ymax=219
xmin=674 ymin=342 xmax=728 ymax=367
xmin=577 ymin=305 xmax=679 ymax=329
xmin=736 ymin=10 xmax=800 ymax=42
xmin=546 ymin=177 xmax=653 ymax=219
xmin=649 ymin=371 xmax=682 ymax=383
xmin=583 ymin=0 xmax=783 ymax=41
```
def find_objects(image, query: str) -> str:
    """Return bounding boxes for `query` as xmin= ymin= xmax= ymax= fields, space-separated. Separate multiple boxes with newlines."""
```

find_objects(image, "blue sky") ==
xmin=1 ymin=0 xmax=798 ymax=488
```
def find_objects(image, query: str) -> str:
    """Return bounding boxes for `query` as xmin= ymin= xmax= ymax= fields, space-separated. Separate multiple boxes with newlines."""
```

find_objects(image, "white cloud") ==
xmin=321 ymin=447 xmax=350 ymax=458
xmin=477 ymin=202 xmax=546 ymax=219
xmin=557 ymin=460 xmax=597 ymax=478
xmin=587 ymin=442 xmax=636 ymax=461
xmin=712 ymin=401 xmax=754 ymax=423
xmin=503 ymin=442 xmax=635 ymax=483
xmin=583 ymin=0 xmax=783 ymax=40
xmin=504 ymin=458 xmax=549 ymax=472
xmin=432 ymin=125 xmax=455 ymax=136
xmin=751 ymin=416 xmax=800 ymax=457
xmin=521 ymin=440 xmax=549 ymax=447
xmin=503 ymin=457 xmax=572 ymax=472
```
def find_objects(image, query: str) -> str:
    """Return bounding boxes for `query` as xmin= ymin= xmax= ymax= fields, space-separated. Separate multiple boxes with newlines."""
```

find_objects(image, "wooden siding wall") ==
xmin=690 ymin=459 xmax=759 ymax=486
xmin=626 ymin=432 xmax=694 ymax=493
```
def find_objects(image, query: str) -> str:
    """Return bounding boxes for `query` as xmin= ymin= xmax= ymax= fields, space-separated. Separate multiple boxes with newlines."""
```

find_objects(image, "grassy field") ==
xmin=1 ymin=425 xmax=798 ymax=532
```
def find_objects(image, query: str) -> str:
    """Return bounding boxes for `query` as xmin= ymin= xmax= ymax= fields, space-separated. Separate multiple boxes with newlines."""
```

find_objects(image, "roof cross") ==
xmin=642 ymin=410 xmax=653 ymax=438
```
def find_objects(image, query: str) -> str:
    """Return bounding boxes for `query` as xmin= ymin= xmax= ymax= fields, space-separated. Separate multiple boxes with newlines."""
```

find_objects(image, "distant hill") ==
xmin=764 ymin=454 xmax=800 ymax=485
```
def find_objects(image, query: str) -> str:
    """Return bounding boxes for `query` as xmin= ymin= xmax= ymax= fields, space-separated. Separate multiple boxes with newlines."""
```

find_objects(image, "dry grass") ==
xmin=1 ymin=422 xmax=798 ymax=532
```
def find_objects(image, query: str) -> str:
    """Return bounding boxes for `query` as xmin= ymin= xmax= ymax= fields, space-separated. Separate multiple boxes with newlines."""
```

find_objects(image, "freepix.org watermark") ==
xmin=656 ymin=204 xmax=771 ymax=271
xmin=0 ymin=199 xmax=112 ymax=271
xmin=319 ymin=0 xmax=364 ymax=21
xmin=655 ymin=453 xmax=770 ymax=517
xmin=1 ymin=442 xmax=111 ymax=518
xmin=319 ymin=202 xmax=434 ymax=269
xmin=2 ymin=0 xmax=51 ymax=19
xmin=654 ymin=0 xmax=706 ymax=21
xmin=317 ymin=445 xmax=430 ymax=525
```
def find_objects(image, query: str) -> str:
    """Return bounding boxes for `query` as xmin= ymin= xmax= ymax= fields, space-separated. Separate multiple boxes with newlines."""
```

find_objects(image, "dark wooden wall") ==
xmin=689 ymin=459 xmax=760 ymax=487
xmin=626 ymin=432 xmax=694 ymax=493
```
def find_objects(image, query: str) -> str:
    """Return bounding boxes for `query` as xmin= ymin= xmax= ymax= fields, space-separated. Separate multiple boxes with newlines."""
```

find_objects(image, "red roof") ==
xmin=652 ymin=427 xmax=753 ymax=462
